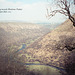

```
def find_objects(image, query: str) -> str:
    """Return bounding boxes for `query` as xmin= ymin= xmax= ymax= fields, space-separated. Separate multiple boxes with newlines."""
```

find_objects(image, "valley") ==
xmin=0 ymin=18 xmax=75 ymax=75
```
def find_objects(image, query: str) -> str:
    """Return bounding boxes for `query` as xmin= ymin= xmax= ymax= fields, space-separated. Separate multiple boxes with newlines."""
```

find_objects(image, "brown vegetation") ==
xmin=20 ymin=15 xmax=75 ymax=75
xmin=0 ymin=22 xmax=50 ymax=75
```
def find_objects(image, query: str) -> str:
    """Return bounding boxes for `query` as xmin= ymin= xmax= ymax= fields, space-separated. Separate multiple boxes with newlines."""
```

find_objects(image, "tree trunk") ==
xmin=67 ymin=8 xmax=75 ymax=27
xmin=73 ymin=21 xmax=75 ymax=27
xmin=68 ymin=14 xmax=75 ymax=27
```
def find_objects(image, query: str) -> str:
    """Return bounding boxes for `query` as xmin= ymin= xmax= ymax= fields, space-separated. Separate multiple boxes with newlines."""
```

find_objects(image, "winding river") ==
xmin=15 ymin=44 xmax=26 ymax=53
xmin=15 ymin=60 xmax=66 ymax=72
xmin=13 ymin=44 xmax=66 ymax=73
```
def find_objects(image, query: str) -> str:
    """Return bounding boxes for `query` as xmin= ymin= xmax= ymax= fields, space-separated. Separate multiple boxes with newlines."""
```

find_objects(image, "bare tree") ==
xmin=47 ymin=0 xmax=75 ymax=27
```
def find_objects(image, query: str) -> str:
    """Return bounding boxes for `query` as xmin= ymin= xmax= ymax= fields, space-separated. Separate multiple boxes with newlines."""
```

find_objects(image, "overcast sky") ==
xmin=0 ymin=0 xmax=67 ymax=23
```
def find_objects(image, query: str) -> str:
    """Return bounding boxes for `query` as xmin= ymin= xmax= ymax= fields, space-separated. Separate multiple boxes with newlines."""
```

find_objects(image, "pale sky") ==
xmin=0 ymin=0 xmax=68 ymax=23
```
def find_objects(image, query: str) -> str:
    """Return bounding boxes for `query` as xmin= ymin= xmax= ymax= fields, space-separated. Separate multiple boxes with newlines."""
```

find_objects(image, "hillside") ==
xmin=0 ymin=22 xmax=52 ymax=75
xmin=18 ymin=15 xmax=75 ymax=74
xmin=0 ymin=16 xmax=75 ymax=75
xmin=0 ymin=22 xmax=50 ymax=56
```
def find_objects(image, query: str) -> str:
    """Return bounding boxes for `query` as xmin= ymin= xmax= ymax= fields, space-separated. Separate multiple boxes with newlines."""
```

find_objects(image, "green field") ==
xmin=26 ymin=65 xmax=62 ymax=75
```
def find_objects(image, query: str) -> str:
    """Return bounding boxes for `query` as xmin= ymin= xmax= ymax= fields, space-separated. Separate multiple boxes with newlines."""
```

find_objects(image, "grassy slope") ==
xmin=0 ymin=22 xmax=51 ymax=75
xmin=0 ymin=22 xmax=50 ymax=56
xmin=26 ymin=65 xmax=61 ymax=75
xmin=0 ymin=15 xmax=75 ymax=74
xmin=20 ymin=15 xmax=75 ymax=70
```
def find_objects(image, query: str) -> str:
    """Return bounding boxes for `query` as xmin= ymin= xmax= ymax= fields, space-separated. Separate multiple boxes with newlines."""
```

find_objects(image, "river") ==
xmin=15 ymin=44 xmax=26 ymax=53
xmin=12 ymin=44 xmax=66 ymax=73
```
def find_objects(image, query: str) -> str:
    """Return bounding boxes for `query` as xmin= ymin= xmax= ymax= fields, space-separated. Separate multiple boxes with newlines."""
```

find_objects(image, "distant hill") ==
xmin=20 ymin=15 xmax=75 ymax=74
xmin=36 ymin=22 xmax=60 ymax=30
xmin=0 ymin=22 xmax=50 ymax=56
xmin=0 ymin=22 xmax=51 ymax=75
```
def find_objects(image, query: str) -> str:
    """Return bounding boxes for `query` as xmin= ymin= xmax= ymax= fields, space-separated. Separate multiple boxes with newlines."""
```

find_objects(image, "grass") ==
xmin=18 ymin=45 xmax=22 ymax=49
xmin=26 ymin=39 xmax=37 ymax=47
xmin=26 ymin=65 xmax=62 ymax=75
xmin=25 ymin=61 xmax=40 ymax=64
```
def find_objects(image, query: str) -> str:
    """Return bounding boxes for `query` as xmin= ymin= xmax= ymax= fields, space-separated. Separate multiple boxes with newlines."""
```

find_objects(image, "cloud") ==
xmin=0 ymin=0 xmax=66 ymax=23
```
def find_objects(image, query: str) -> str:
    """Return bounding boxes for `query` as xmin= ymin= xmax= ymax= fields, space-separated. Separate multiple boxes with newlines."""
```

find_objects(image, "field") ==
xmin=26 ymin=65 xmax=61 ymax=75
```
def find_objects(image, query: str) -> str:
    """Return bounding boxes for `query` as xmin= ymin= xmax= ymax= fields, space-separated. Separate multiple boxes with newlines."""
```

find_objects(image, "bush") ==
xmin=56 ymin=35 xmax=75 ymax=51
xmin=64 ymin=53 xmax=75 ymax=75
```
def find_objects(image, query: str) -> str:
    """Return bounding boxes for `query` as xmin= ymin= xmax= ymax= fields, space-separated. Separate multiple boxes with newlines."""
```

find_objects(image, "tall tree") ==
xmin=47 ymin=0 xmax=75 ymax=27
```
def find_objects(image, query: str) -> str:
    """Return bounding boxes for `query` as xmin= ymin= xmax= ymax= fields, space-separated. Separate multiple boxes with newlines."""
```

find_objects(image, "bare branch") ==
xmin=47 ymin=9 xmax=68 ymax=19
xmin=59 ymin=10 xmax=68 ymax=16
xmin=47 ymin=0 xmax=75 ymax=27
xmin=47 ymin=9 xmax=58 ymax=19
xmin=68 ymin=1 xmax=70 ymax=8
xmin=57 ymin=3 xmax=65 ymax=9
xmin=60 ymin=0 xmax=66 ymax=6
